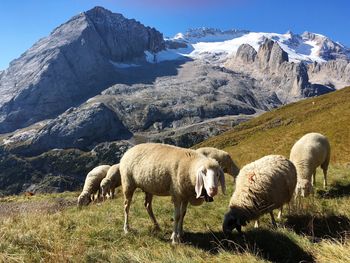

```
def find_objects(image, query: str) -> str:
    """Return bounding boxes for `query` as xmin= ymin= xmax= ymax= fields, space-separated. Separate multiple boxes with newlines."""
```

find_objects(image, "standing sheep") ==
xmin=77 ymin=165 xmax=111 ymax=207
xmin=100 ymin=164 xmax=121 ymax=200
xmin=120 ymin=143 xmax=226 ymax=244
xmin=196 ymin=147 xmax=240 ymax=178
xmin=290 ymin=132 xmax=331 ymax=197
xmin=223 ymin=155 xmax=296 ymax=234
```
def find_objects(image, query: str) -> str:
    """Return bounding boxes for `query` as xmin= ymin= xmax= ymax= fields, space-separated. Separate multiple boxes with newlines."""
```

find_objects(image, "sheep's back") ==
xmin=106 ymin=164 xmax=121 ymax=187
xmin=120 ymin=143 xmax=200 ymax=196
xmin=83 ymin=165 xmax=111 ymax=192
xmin=230 ymin=155 xmax=296 ymax=215
xmin=290 ymin=133 xmax=330 ymax=171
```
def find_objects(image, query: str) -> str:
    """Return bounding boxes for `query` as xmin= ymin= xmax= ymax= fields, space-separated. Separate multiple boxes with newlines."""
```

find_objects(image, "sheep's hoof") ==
xmin=124 ymin=226 xmax=130 ymax=234
xmin=171 ymin=232 xmax=181 ymax=244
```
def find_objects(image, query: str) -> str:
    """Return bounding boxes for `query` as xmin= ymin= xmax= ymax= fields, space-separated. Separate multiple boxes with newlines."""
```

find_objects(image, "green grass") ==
xmin=195 ymin=87 xmax=350 ymax=167
xmin=1 ymin=88 xmax=350 ymax=262
xmin=0 ymin=165 xmax=349 ymax=262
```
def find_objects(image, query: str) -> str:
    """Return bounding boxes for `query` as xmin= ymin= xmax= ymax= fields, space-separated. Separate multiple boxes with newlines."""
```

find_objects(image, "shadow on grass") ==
xmin=183 ymin=229 xmax=315 ymax=263
xmin=317 ymin=182 xmax=350 ymax=198
xmin=285 ymin=214 xmax=350 ymax=242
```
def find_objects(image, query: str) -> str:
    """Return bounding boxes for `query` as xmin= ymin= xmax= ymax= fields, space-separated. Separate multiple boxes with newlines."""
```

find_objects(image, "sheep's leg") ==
xmin=321 ymin=155 xmax=330 ymax=189
xmin=123 ymin=188 xmax=135 ymax=234
xmin=111 ymin=188 xmax=115 ymax=199
xmin=144 ymin=192 xmax=160 ymax=231
xmin=254 ymin=220 xmax=259 ymax=228
xmin=277 ymin=206 xmax=283 ymax=220
xmin=311 ymin=171 xmax=316 ymax=186
xmin=96 ymin=189 xmax=102 ymax=202
xmin=322 ymin=167 xmax=328 ymax=189
xmin=171 ymin=200 xmax=181 ymax=244
xmin=178 ymin=200 xmax=188 ymax=237
xmin=270 ymin=211 xmax=277 ymax=228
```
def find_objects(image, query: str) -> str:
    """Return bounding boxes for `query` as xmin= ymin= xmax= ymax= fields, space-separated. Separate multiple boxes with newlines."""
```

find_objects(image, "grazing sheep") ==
xmin=196 ymin=147 xmax=240 ymax=178
xmin=290 ymin=132 xmax=331 ymax=197
xmin=120 ymin=143 xmax=226 ymax=244
xmin=77 ymin=165 xmax=111 ymax=206
xmin=100 ymin=164 xmax=121 ymax=200
xmin=223 ymin=155 xmax=296 ymax=234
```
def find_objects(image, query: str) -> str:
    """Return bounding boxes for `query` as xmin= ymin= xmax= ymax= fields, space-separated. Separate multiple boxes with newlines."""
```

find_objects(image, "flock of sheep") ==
xmin=77 ymin=132 xmax=330 ymax=244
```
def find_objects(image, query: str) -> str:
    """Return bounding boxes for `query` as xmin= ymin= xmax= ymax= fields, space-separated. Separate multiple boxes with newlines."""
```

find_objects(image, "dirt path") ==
xmin=0 ymin=197 xmax=76 ymax=218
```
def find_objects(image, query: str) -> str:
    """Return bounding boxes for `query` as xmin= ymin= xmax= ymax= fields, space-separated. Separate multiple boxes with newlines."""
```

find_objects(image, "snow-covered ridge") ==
xmin=149 ymin=28 xmax=350 ymax=64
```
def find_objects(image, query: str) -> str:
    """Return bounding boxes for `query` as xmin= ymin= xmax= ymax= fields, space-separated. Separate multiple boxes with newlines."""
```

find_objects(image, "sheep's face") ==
xmin=222 ymin=209 xmax=246 ymax=234
xmin=296 ymin=180 xmax=312 ymax=197
xmin=195 ymin=165 xmax=225 ymax=199
xmin=100 ymin=181 xmax=110 ymax=197
xmin=77 ymin=193 xmax=91 ymax=206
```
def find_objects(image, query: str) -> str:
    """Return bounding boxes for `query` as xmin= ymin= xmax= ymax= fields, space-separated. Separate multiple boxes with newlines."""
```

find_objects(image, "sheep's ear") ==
xmin=195 ymin=167 xmax=205 ymax=198
xmin=219 ymin=168 xmax=226 ymax=194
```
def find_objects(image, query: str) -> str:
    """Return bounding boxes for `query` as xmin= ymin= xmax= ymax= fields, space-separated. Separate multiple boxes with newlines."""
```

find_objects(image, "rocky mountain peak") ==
xmin=235 ymin=44 xmax=257 ymax=63
xmin=257 ymin=38 xmax=275 ymax=68
xmin=269 ymin=41 xmax=289 ymax=70
xmin=0 ymin=7 xmax=165 ymax=134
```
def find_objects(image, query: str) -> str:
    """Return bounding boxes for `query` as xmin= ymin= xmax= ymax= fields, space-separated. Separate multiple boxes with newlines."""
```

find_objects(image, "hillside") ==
xmin=0 ymin=88 xmax=349 ymax=262
xmin=195 ymin=86 xmax=350 ymax=166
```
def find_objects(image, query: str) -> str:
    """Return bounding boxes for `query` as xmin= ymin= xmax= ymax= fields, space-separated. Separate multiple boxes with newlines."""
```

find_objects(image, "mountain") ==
xmin=0 ymin=6 xmax=164 ymax=133
xmin=165 ymin=28 xmax=350 ymax=64
xmin=0 ymin=7 xmax=349 ymax=195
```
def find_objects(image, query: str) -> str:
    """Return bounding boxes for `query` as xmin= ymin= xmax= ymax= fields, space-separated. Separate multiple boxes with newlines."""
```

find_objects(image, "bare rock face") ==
xmin=235 ymin=44 xmax=257 ymax=63
xmin=269 ymin=42 xmax=289 ymax=71
xmin=0 ymin=6 xmax=164 ymax=133
xmin=225 ymin=41 xmax=335 ymax=102
xmin=257 ymin=38 xmax=275 ymax=69
xmin=27 ymin=102 xmax=132 ymax=154
xmin=308 ymin=59 xmax=350 ymax=89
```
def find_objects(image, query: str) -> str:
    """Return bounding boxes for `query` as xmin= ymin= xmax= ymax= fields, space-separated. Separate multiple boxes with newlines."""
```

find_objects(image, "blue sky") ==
xmin=0 ymin=0 xmax=349 ymax=70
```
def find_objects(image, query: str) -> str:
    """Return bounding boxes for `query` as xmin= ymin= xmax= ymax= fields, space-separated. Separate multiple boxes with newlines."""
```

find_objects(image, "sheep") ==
xmin=222 ymin=155 xmax=296 ymax=234
xmin=290 ymin=132 xmax=331 ymax=197
xmin=100 ymin=164 xmax=121 ymax=200
xmin=196 ymin=147 xmax=240 ymax=178
xmin=77 ymin=165 xmax=111 ymax=206
xmin=120 ymin=143 xmax=226 ymax=244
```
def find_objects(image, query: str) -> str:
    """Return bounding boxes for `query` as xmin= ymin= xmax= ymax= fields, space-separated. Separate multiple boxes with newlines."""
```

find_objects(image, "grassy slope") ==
xmin=1 ymin=88 xmax=350 ymax=262
xmin=195 ymin=86 xmax=350 ymax=167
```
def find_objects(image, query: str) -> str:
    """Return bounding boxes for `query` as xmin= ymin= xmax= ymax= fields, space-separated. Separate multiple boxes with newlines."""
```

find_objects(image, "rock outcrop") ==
xmin=225 ymin=40 xmax=335 ymax=102
xmin=235 ymin=44 xmax=257 ymax=63
xmin=308 ymin=59 xmax=350 ymax=89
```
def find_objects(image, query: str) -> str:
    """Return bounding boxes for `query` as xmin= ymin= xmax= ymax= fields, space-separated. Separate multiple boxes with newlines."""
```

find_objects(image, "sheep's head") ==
xmin=195 ymin=159 xmax=226 ymax=200
xmin=77 ymin=192 xmax=91 ymax=207
xmin=296 ymin=179 xmax=312 ymax=197
xmin=100 ymin=179 xmax=111 ymax=197
xmin=222 ymin=208 xmax=247 ymax=234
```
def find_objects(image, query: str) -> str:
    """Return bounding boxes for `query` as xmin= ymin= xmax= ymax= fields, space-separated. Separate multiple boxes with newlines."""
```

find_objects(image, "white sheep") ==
xmin=196 ymin=147 xmax=240 ymax=178
xmin=77 ymin=165 xmax=111 ymax=206
xmin=119 ymin=143 xmax=226 ymax=244
xmin=100 ymin=164 xmax=121 ymax=200
xmin=222 ymin=155 xmax=296 ymax=233
xmin=290 ymin=132 xmax=331 ymax=197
